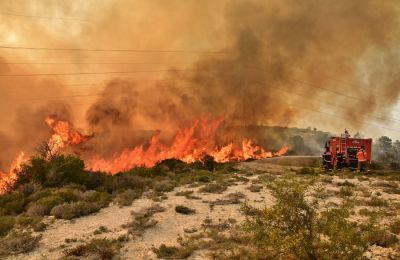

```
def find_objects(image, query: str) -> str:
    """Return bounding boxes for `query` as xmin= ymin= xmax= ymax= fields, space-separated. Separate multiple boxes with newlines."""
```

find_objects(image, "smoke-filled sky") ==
xmin=1 ymin=0 xmax=400 ymax=168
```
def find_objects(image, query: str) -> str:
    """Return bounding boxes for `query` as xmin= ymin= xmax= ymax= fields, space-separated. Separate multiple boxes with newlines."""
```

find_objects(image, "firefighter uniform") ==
xmin=357 ymin=148 xmax=367 ymax=172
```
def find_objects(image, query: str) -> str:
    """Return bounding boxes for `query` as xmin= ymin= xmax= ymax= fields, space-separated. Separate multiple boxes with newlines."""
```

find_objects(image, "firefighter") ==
xmin=335 ymin=147 xmax=345 ymax=169
xmin=322 ymin=147 xmax=332 ymax=171
xmin=357 ymin=146 xmax=368 ymax=172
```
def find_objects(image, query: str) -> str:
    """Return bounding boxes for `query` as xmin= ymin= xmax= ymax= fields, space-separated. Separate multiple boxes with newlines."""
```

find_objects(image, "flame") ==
xmin=45 ymin=116 xmax=89 ymax=155
xmin=0 ymin=152 xmax=26 ymax=194
xmin=86 ymin=118 xmax=288 ymax=174
xmin=0 ymin=117 xmax=89 ymax=194
xmin=0 ymin=116 xmax=288 ymax=193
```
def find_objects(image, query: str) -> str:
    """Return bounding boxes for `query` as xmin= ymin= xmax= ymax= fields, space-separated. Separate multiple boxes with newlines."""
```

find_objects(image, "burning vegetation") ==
xmin=0 ymin=116 xmax=288 ymax=194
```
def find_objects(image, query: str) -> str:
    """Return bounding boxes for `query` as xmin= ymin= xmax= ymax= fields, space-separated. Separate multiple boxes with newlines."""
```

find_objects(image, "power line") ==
xmin=245 ymin=66 xmax=400 ymax=114
xmin=280 ymin=100 xmax=399 ymax=134
xmin=0 ymin=45 xmax=226 ymax=54
xmin=272 ymin=84 xmax=400 ymax=124
xmin=0 ymin=69 xmax=194 ymax=77
xmin=0 ymin=62 xmax=191 ymax=65
xmin=0 ymin=11 xmax=87 ymax=21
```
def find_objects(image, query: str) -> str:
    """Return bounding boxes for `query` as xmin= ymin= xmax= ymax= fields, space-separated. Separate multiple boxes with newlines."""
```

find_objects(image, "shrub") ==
xmin=365 ymin=228 xmax=399 ymax=247
xmin=367 ymin=197 xmax=389 ymax=207
xmin=338 ymin=187 xmax=353 ymax=197
xmin=0 ymin=230 xmax=41 ymax=255
xmin=64 ymin=238 xmax=122 ymax=260
xmin=199 ymin=183 xmax=227 ymax=194
xmin=0 ymin=216 xmax=15 ymax=237
xmin=16 ymin=155 xmax=88 ymax=188
xmin=175 ymin=205 xmax=196 ymax=215
xmin=337 ymin=180 xmax=356 ymax=187
xmin=26 ymin=195 xmax=64 ymax=216
xmin=115 ymin=189 xmax=139 ymax=207
xmin=0 ymin=192 xmax=26 ymax=215
xmin=93 ymin=226 xmax=109 ymax=235
xmin=197 ymin=175 xmax=210 ymax=183
xmin=241 ymin=179 xmax=367 ymax=259
xmin=175 ymin=190 xmax=194 ymax=196
xmin=53 ymin=188 xmax=82 ymax=202
xmin=152 ymin=180 xmax=175 ymax=192
xmin=248 ymin=184 xmax=262 ymax=192
xmin=297 ymin=167 xmax=316 ymax=175
xmin=390 ymin=219 xmax=400 ymax=235
xmin=123 ymin=204 xmax=165 ymax=236
xmin=153 ymin=244 xmax=179 ymax=259
xmin=33 ymin=222 xmax=47 ymax=232
xmin=50 ymin=201 xmax=101 ymax=220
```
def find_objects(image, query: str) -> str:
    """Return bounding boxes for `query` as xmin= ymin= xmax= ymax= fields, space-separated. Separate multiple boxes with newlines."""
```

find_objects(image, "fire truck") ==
xmin=323 ymin=131 xmax=372 ymax=170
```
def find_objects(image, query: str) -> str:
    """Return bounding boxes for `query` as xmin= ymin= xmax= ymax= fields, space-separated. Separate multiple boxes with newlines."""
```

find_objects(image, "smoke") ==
xmin=153 ymin=0 xmax=400 ymax=129
xmin=1 ymin=0 xmax=400 ymax=169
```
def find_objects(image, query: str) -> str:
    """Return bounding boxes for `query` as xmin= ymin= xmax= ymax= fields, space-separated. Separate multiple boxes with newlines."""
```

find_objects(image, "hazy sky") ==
xmin=1 ymin=0 xmax=400 ymax=143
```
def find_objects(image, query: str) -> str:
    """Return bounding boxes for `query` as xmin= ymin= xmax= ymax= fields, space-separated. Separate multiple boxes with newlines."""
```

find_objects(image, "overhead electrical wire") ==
xmin=0 ymin=45 xmax=227 ymax=54
xmin=0 ymin=11 xmax=87 ymax=21
xmin=245 ymin=66 xmax=400 ymax=115
xmin=0 ymin=62 xmax=191 ymax=65
xmin=0 ymin=69 xmax=194 ymax=77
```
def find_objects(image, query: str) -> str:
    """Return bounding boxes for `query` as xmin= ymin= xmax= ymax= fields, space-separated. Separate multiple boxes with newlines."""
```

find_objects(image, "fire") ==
xmin=45 ymin=116 xmax=89 ymax=155
xmin=0 ymin=117 xmax=88 ymax=194
xmin=86 ymin=118 xmax=289 ymax=174
xmin=0 ymin=116 xmax=288 ymax=193
xmin=0 ymin=152 xmax=26 ymax=194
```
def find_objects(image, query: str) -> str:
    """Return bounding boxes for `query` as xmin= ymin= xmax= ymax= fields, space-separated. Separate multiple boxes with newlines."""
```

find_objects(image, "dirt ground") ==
xmin=8 ymin=159 xmax=400 ymax=259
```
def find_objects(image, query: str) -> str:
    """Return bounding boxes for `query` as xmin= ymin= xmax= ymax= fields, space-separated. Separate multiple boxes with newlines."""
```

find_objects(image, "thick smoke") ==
xmin=1 ymin=0 xmax=400 ymax=169
xmin=155 ymin=0 xmax=400 ymax=129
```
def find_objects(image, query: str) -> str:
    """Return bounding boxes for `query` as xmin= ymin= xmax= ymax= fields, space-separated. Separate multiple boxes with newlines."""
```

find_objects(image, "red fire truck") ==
xmin=323 ymin=131 xmax=372 ymax=170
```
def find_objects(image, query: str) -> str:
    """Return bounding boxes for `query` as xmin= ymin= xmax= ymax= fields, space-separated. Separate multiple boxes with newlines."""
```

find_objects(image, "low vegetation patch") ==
xmin=50 ymin=201 xmax=102 ymax=219
xmin=0 ymin=230 xmax=41 ymax=256
xmin=209 ymin=192 xmax=245 ymax=206
xmin=248 ymin=184 xmax=263 ymax=192
xmin=64 ymin=238 xmax=123 ymax=260
xmin=153 ymin=244 xmax=193 ymax=259
xmin=199 ymin=183 xmax=227 ymax=194
xmin=175 ymin=205 xmax=196 ymax=215
xmin=115 ymin=189 xmax=140 ymax=207
xmin=123 ymin=204 xmax=165 ymax=236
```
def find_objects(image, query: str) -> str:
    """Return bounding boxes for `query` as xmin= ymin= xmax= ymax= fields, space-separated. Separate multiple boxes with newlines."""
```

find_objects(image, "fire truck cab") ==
xmin=323 ymin=132 xmax=372 ymax=170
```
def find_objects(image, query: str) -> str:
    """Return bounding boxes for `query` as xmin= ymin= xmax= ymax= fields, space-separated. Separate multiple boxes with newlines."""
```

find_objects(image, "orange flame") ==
xmin=86 ymin=118 xmax=288 ymax=174
xmin=0 ymin=117 xmax=89 ymax=194
xmin=45 ymin=116 xmax=89 ymax=155
xmin=0 ymin=116 xmax=288 ymax=193
xmin=0 ymin=152 xmax=26 ymax=194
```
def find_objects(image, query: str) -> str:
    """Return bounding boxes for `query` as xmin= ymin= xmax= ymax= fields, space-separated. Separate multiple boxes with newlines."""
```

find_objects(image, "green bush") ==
xmin=367 ymin=197 xmax=389 ymax=207
xmin=338 ymin=187 xmax=354 ymax=197
xmin=0 ymin=230 xmax=41 ymax=255
xmin=26 ymin=195 xmax=64 ymax=216
xmin=50 ymin=201 xmax=101 ymax=220
xmin=0 ymin=216 xmax=15 ymax=237
xmin=241 ymin=179 xmax=367 ymax=259
xmin=64 ymin=238 xmax=122 ymax=259
xmin=390 ymin=219 xmax=400 ymax=234
xmin=16 ymin=155 xmax=88 ymax=188
xmin=152 ymin=180 xmax=175 ymax=192
xmin=0 ymin=192 xmax=27 ymax=215
xmin=53 ymin=187 xmax=82 ymax=202
xmin=298 ymin=167 xmax=316 ymax=175
xmin=153 ymin=244 xmax=179 ymax=259
xmin=365 ymin=228 xmax=399 ymax=247
xmin=199 ymin=183 xmax=227 ymax=194
xmin=115 ymin=189 xmax=139 ymax=207
xmin=175 ymin=205 xmax=196 ymax=215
